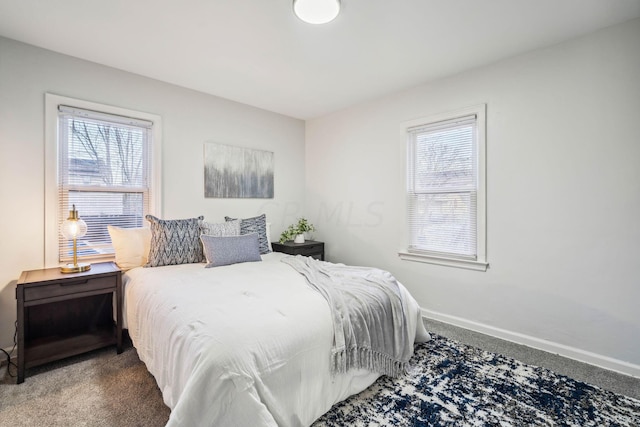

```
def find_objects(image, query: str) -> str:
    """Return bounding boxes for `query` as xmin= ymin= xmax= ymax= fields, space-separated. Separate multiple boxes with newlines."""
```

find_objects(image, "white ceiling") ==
xmin=1 ymin=0 xmax=639 ymax=119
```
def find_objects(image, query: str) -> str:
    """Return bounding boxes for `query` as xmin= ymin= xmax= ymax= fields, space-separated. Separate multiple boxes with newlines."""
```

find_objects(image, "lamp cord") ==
xmin=1 ymin=321 xmax=18 ymax=378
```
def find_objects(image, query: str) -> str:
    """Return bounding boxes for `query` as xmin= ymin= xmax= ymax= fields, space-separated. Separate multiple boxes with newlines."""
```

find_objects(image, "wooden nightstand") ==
xmin=16 ymin=262 xmax=123 ymax=383
xmin=272 ymin=240 xmax=325 ymax=260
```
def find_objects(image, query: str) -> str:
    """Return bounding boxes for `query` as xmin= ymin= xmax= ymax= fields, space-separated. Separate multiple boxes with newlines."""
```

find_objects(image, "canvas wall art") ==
xmin=204 ymin=142 xmax=274 ymax=198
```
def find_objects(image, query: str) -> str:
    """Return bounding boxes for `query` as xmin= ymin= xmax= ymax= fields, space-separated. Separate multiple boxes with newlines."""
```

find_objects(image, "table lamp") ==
xmin=60 ymin=204 xmax=91 ymax=273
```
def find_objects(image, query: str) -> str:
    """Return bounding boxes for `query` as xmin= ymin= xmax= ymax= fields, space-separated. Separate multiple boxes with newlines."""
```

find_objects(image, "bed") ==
xmin=112 ymin=215 xmax=430 ymax=426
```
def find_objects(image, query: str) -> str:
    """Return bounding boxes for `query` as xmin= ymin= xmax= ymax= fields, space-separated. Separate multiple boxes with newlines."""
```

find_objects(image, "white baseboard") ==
xmin=422 ymin=308 xmax=640 ymax=379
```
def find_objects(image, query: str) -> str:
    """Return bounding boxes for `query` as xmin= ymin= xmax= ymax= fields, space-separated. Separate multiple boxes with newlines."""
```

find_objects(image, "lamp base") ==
xmin=60 ymin=263 xmax=91 ymax=274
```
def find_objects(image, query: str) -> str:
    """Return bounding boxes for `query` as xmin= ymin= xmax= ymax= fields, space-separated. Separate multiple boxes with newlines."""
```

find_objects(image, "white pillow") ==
xmin=201 ymin=219 xmax=240 ymax=236
xmin=107 ymin=225 xmax=152 ymax=271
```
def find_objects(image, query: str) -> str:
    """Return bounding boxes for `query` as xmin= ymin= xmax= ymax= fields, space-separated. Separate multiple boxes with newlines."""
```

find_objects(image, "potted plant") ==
xmin=279 ymin=218 xmax=315 ymax=244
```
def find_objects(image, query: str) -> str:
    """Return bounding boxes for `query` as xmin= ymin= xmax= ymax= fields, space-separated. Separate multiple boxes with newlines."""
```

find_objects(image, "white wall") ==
xmin=305 ymin=19 xmax=640 ymax=375
xmin=0 ymin=37 xmax=306 ymax=350
xmin=2 ymin=19 xmax=639 ymax=376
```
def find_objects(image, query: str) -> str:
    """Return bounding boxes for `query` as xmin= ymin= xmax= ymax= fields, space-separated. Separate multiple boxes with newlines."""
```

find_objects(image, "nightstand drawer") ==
xmin=24 ymin=276 xmax=116 ymax=302
xmin=294 ymin=244 xmax=323 ymax=257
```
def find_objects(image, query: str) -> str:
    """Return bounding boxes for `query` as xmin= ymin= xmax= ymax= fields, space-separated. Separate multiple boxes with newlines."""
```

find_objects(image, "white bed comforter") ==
xmin=124 ymin=252 xmax=429 ymax=427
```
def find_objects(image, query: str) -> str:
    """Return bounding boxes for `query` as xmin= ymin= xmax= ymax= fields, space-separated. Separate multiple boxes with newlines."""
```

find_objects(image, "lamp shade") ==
xmin=293 ymin=0 xmax=340 ymax=24
xmin=61 ymin=216 xmax=87 ymax=240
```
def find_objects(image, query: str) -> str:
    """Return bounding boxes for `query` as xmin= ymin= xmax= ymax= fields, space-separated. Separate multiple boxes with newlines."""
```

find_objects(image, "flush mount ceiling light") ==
xmin=293 ymin=0 xmax=341 ymax=24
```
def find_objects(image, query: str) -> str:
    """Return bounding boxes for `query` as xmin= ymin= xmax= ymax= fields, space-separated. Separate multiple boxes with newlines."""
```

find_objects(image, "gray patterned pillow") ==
xmin=145 ymin=215 xmax=205 ymax=267
xmin=200 ymin=233 xmax=262 ymax=268
xmin=201 ymin=219 xmax=240 ymax=237
xmin=224 ymin=214 xmax=271 ymax=254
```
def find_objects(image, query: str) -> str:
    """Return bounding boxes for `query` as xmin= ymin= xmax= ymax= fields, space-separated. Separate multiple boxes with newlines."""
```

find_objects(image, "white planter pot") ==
xmin=294 ymin=234 xmax=305 ymax=243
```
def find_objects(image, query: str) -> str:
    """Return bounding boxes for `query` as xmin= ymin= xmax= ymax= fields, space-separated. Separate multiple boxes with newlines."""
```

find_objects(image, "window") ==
xmin=399 ymin=105 xmax=487 ymax=271
xmin=45 ymin=95 xmax=161 ymax=266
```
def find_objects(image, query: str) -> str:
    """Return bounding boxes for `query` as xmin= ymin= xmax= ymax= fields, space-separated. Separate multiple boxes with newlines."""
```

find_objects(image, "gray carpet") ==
xmin=0 ymin=346 xmax=170 ymax=426
xmin=1 ymin=321 xmax=638 ymax=426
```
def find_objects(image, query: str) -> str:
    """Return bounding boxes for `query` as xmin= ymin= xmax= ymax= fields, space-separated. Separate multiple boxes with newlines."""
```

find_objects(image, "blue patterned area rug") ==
xmin=313 ymin=334 xmax=640 ymax=426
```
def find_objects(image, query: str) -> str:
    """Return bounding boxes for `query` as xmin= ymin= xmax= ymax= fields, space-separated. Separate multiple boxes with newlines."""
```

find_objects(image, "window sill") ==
xmin=398 ymin=251 xmax=489 ymax=271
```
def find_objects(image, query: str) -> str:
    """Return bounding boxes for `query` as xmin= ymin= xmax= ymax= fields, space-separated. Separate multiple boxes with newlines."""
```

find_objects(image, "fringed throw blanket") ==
xmin=281 ymin=256 xmax=411 ymax=378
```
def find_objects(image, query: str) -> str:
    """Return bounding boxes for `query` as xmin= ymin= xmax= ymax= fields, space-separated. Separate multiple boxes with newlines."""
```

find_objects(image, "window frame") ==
xmin=45 ymin=94 xmax=162 ymax=267
xmin=398 ymin=104 xmax=488 ymax=271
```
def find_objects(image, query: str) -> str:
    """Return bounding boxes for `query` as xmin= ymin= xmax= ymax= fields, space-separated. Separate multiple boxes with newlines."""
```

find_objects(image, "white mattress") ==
xmin=123 ymin=252 xmax=429 ymax=426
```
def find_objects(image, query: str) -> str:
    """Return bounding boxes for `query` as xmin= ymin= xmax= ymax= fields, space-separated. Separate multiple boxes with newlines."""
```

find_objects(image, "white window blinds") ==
xmin=57 ymin=105 xmax=153 ymax=262
xmin=407 ymin=114 xmax=478 ymax=259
